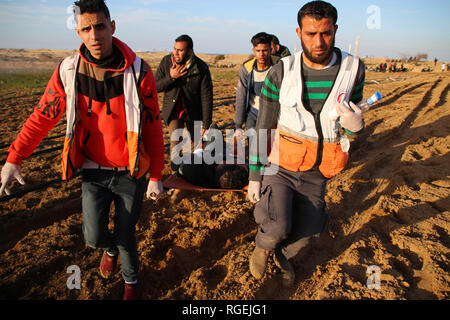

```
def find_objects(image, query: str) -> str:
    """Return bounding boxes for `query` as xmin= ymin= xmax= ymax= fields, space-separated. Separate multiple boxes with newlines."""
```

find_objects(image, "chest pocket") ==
xmin=279 ymin=83 xmax=305 ymax=132
xmin=279 ymin=101 xmax=305 ymax=132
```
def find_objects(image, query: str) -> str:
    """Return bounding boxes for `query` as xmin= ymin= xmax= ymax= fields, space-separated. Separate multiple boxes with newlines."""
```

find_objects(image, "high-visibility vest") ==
xmin=268 ymin=50 xmax=361 ymax=178
xmin=59 ymin=53 xmax=149 ymax=180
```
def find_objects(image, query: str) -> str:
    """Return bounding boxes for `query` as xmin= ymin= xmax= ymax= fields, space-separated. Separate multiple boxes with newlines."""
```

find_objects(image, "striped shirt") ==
xmin=302 ymin=52 xmax=365 ymax=115
xmin=248 ymin=65 xmax=272 ymax=121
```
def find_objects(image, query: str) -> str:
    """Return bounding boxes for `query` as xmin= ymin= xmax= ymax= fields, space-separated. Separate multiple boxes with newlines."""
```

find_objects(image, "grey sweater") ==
xmin=234 ymin=56 xmax=280 ymax=129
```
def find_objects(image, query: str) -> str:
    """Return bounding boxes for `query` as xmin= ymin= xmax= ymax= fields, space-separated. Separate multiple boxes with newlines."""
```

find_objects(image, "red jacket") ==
xmin=7 ymin=38 xmax=164 ymax=181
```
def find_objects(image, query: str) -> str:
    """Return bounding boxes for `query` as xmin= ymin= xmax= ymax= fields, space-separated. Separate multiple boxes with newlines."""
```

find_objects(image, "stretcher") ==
xmin=163 ymin=174 xmax=248 ymax=192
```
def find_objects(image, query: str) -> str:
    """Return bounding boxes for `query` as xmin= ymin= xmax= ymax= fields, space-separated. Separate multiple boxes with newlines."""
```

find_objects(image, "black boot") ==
xmin=274 ymin=249 xmax=295 ymax=287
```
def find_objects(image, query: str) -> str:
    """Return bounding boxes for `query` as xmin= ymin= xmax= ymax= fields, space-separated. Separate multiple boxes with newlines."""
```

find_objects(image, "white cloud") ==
xmin=0 ymin=2 xmax=67 ymax=24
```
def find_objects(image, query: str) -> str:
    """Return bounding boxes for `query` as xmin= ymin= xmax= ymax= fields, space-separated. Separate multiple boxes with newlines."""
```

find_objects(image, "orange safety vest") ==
xmin=268 ymin=50 xmax=361 ymax=178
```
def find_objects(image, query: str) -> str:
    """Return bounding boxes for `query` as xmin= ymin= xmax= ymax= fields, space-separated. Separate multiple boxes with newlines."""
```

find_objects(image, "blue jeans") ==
xmin=81 ymin=169 xmax=146 ymax=283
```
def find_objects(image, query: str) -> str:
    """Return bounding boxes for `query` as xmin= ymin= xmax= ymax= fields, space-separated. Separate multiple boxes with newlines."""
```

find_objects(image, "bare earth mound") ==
xmin=0 ymin=50 xmax=448 ymax=300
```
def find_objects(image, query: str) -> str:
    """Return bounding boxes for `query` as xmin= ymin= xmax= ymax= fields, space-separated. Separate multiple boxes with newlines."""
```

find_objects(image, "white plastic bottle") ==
xmin=357 ymin=92 xmax=383 ymax=112
xmin=329 ymin=92 xmax=383 ymax=121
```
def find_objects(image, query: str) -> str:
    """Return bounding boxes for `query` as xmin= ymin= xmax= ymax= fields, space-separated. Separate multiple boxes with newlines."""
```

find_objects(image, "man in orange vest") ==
xmin=247 ymin=0 xmax=366 ymax=287
xmin=0 ymin=0 xmax=165 ymax=299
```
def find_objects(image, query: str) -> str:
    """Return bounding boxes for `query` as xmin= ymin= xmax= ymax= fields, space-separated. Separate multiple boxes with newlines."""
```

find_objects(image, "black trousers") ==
xmin=254 ymin=166 xmax=328 ymax=259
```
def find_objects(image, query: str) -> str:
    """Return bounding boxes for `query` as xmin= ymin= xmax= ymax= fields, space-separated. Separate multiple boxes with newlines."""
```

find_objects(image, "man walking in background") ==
xmin=0 ymin=0 xmax=165 ymax=299
xmin=234 ymin=32 xmax=280 ymax=141
xmin=234 ymin=32 xmax=279 ymax=136
xmin=247 ymin=1 xmax=366 ymax=287
xmin=155 ymin=35 xmax=213 ymax=171
xmin=270 ymin=34 xmax=292 ymax=58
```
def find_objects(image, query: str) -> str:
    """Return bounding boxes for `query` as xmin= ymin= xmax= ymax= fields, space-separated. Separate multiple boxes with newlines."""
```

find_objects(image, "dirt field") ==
xmin=0 ymin=49 xmax=448 ymax=300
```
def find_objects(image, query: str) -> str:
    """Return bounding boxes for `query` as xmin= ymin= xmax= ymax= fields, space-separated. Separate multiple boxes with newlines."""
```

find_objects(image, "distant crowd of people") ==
xmin=366 ymin=57 xmax=450 ymax=73
xmin=422 ymin=61 xmax=449 ymax=72
xmin=210 ymin=63 xmax=237 ymax=68
xmin=374 ymin=62 xmax=407 ymax=73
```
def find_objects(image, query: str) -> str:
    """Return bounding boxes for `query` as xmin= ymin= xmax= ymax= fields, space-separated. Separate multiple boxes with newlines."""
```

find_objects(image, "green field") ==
xmin=0 ymin=71 xmax=52 ymax=92
xmin=0 ymin=68 xmax=238 ymax=94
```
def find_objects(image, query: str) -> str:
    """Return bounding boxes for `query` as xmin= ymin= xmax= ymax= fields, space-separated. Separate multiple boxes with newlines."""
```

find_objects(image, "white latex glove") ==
xmin=146 ymin=180 xmax=163 ymax=201
xmin=247 ymin=180 xmax=261 ymax=204
xmin=336 ymin=101 xmax=364 ymax=133
xmin=0 ymin=162 xmax=25 ymax=196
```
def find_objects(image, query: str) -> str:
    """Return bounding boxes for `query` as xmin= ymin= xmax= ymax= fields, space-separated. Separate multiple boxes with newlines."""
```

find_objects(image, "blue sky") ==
xmin=1 ymin=0 xmax=449 ymax=61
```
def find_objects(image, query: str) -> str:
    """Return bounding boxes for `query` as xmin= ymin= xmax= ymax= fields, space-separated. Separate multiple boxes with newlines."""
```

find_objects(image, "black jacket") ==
xmin=155 ymin=54 xmax=213 ymax=129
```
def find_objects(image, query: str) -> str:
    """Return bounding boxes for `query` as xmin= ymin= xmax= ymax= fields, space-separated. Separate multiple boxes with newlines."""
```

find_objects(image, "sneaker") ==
xmin=99 ymin=251 xmax=118 ymax=279
xmin=123 ymin=282 xmax=140 ymax=300
xmin=249 ymin=246 xmax=270 ymax=280
xmin=273 ymin=249 xmax=295 ymax=287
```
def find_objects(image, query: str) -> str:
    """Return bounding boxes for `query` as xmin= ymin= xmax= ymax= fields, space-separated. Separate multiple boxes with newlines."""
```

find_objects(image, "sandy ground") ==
xmin=0 ymin=49 xmax=448 ymax=300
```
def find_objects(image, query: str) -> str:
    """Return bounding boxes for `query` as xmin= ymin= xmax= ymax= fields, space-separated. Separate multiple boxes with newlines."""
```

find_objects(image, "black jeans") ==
xmin=81 ymin=169 xmax=146 ymax=283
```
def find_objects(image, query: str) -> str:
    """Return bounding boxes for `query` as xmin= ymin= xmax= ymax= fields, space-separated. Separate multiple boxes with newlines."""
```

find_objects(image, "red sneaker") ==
xmin=123 ymin=283 xmax=140 ymax=300
xmin=99 ymin=251 xmax=118 ymax=279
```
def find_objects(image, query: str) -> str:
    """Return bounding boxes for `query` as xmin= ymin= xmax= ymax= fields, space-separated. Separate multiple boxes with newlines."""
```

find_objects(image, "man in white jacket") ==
xmin=247 ymin=0 xmax=366 ymax=287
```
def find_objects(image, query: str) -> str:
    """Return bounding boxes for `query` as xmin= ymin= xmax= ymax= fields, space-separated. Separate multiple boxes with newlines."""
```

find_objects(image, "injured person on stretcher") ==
xmin=169 ymin=124 xmax=249 ymax=191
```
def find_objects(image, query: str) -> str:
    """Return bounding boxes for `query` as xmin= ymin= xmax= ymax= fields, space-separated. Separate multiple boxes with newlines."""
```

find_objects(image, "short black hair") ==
xmin=217 ymin=165 xmax=248 ymax=189
xmin=175 ymin=34 xmax=194 ymax=50
xmin=73 ymin=0 xmax=111 ymax=20
xmin=251 ymin=32 xmax=273 ymax=47
xmin=297 ymin=1 xmax=338 ymax=28
xmin=271 ymin=34 xmax=280 ymax=46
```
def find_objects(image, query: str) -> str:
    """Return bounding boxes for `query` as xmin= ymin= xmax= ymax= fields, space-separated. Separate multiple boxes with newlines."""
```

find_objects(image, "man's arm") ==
xmin=342 ymin=59 xmax=366 ymax=136
xmin=246 ymin=63 xmax=282 ymax=203
xmin=1 ymin=64 xmax=66 ymax=195
xmin=234 ymin=65 xmax=250 ymax=129
xmin=248 ymin=62 xmax=283 ymax=182
xmin=7 ymin=64 xmax=67 ymax=166
xmin=139 ymin=61 xmax=165 ymax=182
xmin=200 ymin=64 xmax=213 ymax=130
xmin=350 ymin=60 xmax=366 ymax=105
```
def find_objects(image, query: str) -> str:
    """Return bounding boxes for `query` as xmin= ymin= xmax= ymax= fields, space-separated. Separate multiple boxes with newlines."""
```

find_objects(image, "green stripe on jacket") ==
xmin=264 ymin=77 xmax=280 ymax=93
xmin=249 ymin=165 xmax=264 ymax=172
xmin=261 ymin=87 xmax=280 ymax=100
